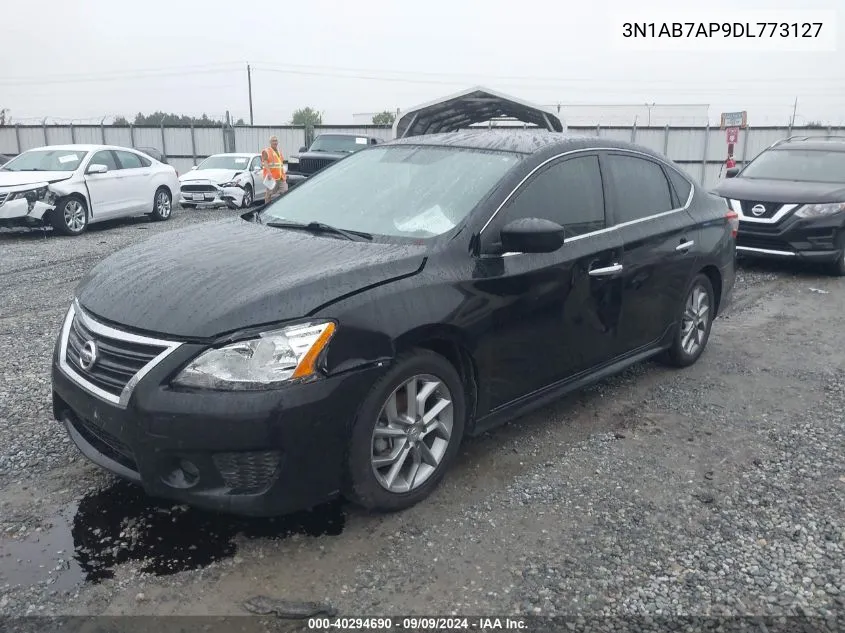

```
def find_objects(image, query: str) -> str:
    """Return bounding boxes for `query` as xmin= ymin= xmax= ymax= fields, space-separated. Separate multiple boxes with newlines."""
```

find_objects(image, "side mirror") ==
xmin=499 ymin=217 xmax=565 ymax=254
xmin=299 ymin=146 xmax=307 ymax=153
xmin=87 ymin=163 xmax=108 ymax=175
xmin=191 ymin=166 xmax=198 ymax=170
xmin=725 ymin=167 xmax=740 ymax=178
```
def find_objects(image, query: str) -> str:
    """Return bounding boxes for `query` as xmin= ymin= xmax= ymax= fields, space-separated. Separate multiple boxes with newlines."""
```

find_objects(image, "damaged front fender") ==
xmin=0 ymin=181 xmax=59 ymax=227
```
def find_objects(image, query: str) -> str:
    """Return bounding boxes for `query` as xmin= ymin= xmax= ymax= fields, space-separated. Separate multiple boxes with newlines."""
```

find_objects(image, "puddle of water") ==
xmin=1 ymin=480 xmax=346 ymax=591
xmin=0 ymin=511 xmax=83 ymax=593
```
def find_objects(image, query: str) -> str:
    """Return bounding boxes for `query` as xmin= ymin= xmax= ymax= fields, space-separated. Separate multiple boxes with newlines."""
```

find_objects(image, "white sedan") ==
xmin=179 ymin=153 xmax=280 ymax=209
xmin=0 ymin=144 xmax=179 ymax=236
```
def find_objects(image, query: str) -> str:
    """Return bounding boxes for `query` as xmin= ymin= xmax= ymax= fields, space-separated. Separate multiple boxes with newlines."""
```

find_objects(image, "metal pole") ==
xmin=14 ymin=123 xmax=21 ymax=154
xmin=790 ymin=97 xmax=798 ymax=128
xmin=663 ymin=124 xmax=670 ymax=155
xmin=160 ymin=122 xmax=167 ymax=159
xmin=190 ymin=122 xmax=197 ymax=164
xmin=129 ymin=123 xmax=135 ymax=147
xmin=631 ymin=118 xmax=637 ymax=143
xmin=701 ymin=123 xmax=710 ymax=184
xmin=741 ymin=125 xmax=750 ymax=165
xmin=596 ymin=123 xmax=600 ymax=137
xmin=100 ymin=118 xmax=106 ymax=144
xmin=43 ymin=118 xmax=48 ymax=146
xmin=247 ymin=64 xmax=254 ymax=126
xmin=70 ymin=122 xmax=76 ymax=144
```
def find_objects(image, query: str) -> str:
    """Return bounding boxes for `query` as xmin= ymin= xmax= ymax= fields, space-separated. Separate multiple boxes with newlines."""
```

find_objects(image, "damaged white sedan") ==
xmin=0 ymin=145 xmax=179 ymax=236
xmin=179 ymin=153 xmax=278 ymax=210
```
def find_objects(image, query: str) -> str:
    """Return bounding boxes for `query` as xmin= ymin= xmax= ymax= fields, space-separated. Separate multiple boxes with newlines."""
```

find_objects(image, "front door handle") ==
xmin=589 ymin=263 xmax=623 ymax=277
xmin=676 ymin=240 xmax=695 ymax=252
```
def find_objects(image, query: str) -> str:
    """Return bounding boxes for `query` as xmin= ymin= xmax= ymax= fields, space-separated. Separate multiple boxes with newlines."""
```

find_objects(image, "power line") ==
xmin=0 ymin=65 xmax=243 ymax=86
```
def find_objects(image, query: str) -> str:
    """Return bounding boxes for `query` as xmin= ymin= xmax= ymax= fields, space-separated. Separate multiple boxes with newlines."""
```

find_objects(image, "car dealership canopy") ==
xmin=393 ymin=86 xmax=564 ymax=138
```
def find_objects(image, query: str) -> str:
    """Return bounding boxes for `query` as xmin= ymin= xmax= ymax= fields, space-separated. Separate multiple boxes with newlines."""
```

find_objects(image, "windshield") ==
xmin=261 ymin=145 xmax=521 ymax=239
xmin=2 ymin=149 xmax=87 ymax=172
xmin=309 ymin=135 xmax=372 ymax=153
xmin=197 ymin=155 xmax=252 ymax=170
xmin=740 ymin=148 xmax=845 ymax=184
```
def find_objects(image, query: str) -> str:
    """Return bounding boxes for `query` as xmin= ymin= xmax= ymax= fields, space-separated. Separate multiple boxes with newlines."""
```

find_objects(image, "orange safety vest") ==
xmin=262 ymin=146 xmax=285 ymax=181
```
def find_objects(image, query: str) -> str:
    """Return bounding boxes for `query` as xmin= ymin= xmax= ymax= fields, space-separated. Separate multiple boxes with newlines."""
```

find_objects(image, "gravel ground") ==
xmin=0 ymin=212 xmax=843 ymax=627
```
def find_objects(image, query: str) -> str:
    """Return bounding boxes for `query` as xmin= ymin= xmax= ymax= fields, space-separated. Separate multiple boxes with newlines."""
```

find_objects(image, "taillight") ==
xmin=725 ymin=209 xmax=739 ymax=238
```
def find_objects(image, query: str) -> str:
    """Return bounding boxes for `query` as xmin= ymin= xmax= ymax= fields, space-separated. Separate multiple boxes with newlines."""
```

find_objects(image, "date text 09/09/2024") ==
xmin=307 ymin=617 xmax=527 ymax=630
xmin=622 ymin=22 xmax=824 ymax=38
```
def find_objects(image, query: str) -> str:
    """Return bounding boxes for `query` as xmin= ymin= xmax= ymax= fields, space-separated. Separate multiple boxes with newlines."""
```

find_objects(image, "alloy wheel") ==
xmin=64 ymin=200 xmax=86 ymax=232
xmin=156 ymin=191 xmax=172 ymax=218
xmin=681 ymin=283 xmax=710 ymax=355
xmin=371 ymin=374 xmax=454 ymax=494
xmin=243 ymin=187 xmax=253 ymax=207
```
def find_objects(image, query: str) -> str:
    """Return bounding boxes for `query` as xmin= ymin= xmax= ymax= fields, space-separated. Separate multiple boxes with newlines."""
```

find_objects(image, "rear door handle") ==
xmin=676 ymin=240 xmax=695 ymax=251
xmin=589 ymin=263 xmax=623 ymax=277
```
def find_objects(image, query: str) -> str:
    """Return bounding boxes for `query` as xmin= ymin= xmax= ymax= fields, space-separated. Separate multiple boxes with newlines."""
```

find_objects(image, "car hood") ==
xmin=0 ymin=171 xmax=73 ymax=189
xmin=75 ymin=218 xmax=428 ymax=339
xmin=711 ymin=177 xmax=845 ymax=204
xmin=180 ymin=169 xmax=243 ymax=184
xmin=298 ymin=151 xmax=350 ymax=161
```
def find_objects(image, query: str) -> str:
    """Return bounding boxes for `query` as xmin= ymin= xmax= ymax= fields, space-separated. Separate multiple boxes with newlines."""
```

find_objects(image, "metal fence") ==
xmin=0 ymin=123 xmax=840 ymax=187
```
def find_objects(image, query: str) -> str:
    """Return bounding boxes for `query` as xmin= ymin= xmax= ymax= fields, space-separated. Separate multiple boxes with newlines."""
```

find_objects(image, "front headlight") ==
xmin=795 ymin=202 xmax=845 ymax=218
xmin=288 ymin=156 xmax=299 ymax=164
xmin=8 ymin=186 xmax=55 ymax=204
xmin=220 ymin=180 xmax=242 ymax=188
xmin=172 ymin=321 xmax=336 ymax=391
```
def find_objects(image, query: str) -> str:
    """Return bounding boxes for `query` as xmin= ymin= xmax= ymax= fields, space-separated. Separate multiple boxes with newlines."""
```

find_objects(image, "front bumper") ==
xmin=0 ymin=196 xmax=54 ymax=227
xmin=735 ymin=213 xmax=845 ymax=263
xmin=51 ymin=317 xmax=387 ymax=517
xmin=179 ymin=184 xmax=244 ymax=209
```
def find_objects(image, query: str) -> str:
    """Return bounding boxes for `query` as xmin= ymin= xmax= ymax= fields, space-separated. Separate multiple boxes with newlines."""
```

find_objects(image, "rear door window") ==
xmin=603 ymin=154 xmax=674 ymax=224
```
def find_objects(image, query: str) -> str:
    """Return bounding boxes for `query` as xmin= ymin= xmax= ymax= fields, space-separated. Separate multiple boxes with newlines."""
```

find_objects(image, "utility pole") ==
xmin=247 ymin=63 xmax=254 ymax=126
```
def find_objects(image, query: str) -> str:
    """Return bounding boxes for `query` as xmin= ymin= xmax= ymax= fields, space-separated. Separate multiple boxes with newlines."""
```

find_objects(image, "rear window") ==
xmin=666 ymin=167 xmax=692 ymax=204
xmin=740 ymin=148 xmax=845 ymax=184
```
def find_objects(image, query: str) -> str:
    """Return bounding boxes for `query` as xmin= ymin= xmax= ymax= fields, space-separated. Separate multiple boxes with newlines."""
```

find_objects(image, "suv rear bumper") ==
xmin=736 ymin=213 xmax=844 ymax=262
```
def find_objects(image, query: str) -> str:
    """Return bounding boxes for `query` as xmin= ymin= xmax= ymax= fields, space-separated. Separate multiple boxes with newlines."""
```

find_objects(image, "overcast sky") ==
xmin=2 ymin=0 xmax=843 ymax=126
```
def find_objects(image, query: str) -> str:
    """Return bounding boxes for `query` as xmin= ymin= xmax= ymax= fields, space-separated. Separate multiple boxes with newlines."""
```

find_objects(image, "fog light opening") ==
xmin=162 ymin=459 xmax=200 ymax=489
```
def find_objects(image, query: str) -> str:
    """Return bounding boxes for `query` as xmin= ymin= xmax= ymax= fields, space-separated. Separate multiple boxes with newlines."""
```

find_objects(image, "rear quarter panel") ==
xmin=685 ymin=188 xmax=736 ymax=313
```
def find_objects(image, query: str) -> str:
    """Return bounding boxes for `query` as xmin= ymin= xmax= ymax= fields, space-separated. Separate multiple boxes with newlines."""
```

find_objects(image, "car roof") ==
xmin=771 ymin=140 xmax=845 ymax=152
xmin=22 ymin=144 xmax=143 ymax=153
xmin=205 ymin=152 xmax=258 ymax=157
xmin=384 ymin=129 xmax=668 ymax=159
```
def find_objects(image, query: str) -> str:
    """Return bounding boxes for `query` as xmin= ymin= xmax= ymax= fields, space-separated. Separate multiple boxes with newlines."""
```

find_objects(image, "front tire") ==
xmin=345 ymin=349 xmax=466 ymax=512
xmin=828 ymin=232 xmax=845 ymax=276
xmin=659 ymin=273 xmax=715 ymax=368
xmin=150 ymin=187 xmax=172 ymax=221
xmin=241 ymin=184 xmax=253 ymax=208
xmin=51 ymin=196 xmax=88 ymax=236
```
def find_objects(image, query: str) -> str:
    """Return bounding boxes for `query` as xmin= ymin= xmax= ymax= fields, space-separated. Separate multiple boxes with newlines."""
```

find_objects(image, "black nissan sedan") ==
xmin=51 ymin=131 xmax=737 ymax=517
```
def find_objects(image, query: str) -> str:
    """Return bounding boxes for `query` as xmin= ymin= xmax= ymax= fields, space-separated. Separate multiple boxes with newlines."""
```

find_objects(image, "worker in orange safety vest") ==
xmin=261 ymin=135 xmax=288 ymax=204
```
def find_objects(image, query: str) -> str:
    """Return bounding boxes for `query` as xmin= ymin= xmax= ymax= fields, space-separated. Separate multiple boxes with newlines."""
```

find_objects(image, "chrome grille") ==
xmin=59 ymin=304 xmax=181 ymax=407
xmin=739 ymin=200 xmax=783 ymax=220
xmin=299 ymin=157 xmax=336 ymax=175
xmin=66 ymin=314 xmax=166 ymax=397
xmin=0 ymin=192 xmax=8 ymax=207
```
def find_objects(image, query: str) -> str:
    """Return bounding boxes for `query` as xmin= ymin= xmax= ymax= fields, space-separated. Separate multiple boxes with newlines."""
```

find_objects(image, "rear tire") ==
xmin=51 ymin=196 xmax=88 ymax=236
xmin=659 ymin=273 xmax=715 ymax=368
xmin=345 ymin=349 xmax=466 ymax=513
xmin=150 ymin=187 xmax=172 ymax=221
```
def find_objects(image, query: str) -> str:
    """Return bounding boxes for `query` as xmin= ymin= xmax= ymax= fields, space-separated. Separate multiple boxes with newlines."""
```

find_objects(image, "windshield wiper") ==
xmin=264 ymin=220 xmax=372 ymax=241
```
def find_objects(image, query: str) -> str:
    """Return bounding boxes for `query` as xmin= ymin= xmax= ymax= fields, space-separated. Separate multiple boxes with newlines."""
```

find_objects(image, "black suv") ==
xmin=52 ymin=132 xmax=736 ymax=517
xmin=712 ymin=135 xmax=845 ymax=275
xmin=286 ymin=133 xmax=381 ymax=187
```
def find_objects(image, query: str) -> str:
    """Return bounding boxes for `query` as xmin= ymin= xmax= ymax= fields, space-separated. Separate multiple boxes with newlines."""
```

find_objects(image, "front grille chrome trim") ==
xmin=58 ymin=301 xmax=183 ymax=409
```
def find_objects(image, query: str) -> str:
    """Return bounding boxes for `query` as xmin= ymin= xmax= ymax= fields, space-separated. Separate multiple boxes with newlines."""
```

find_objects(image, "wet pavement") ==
xmin=1 ymin=480 xmax=346 ymax=590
